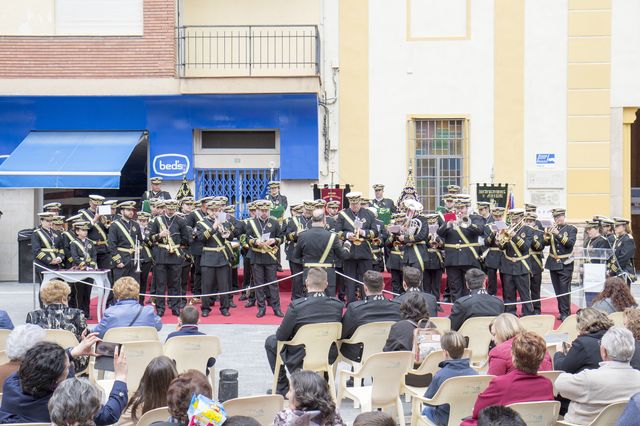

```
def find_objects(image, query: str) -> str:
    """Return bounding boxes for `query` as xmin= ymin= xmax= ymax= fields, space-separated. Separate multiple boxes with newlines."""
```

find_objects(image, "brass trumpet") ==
xmin=456 ymin=215 xmax=471 ymax=229
xmin=134 ymin=237 xmax=142 ymax=273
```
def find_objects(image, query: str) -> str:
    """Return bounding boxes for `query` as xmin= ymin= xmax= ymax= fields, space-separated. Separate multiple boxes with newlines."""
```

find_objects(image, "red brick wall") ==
xmin=0 ymin=0 xmax=176 ymax=78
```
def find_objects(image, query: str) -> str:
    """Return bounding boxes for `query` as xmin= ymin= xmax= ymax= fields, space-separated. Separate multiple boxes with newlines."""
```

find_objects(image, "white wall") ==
xmin=368 ymin=0 xmax=495 ymax=202
xmin=0 ymin=189 xmax=36 ymax=281
xmin=611 ymin=0 xmax=640 ymax=108
xmin=523 ymin=0 xmax=567 ymax=209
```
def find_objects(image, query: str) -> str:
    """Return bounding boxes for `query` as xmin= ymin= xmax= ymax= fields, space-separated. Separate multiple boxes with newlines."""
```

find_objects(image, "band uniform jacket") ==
xmin=544 ymin=224 xmax=577 ymax=271
xmin=334 ymin=208 xmax=379 ymax=260
xmin=108 ymin=217 xmax=144 ymax=266
xmin=371 ymin=218 xmax=388 ymax=262
xmin=425 ymin=234 xmax=445 ymax=270
xmin=527 ymin=226 xmax=547 ymax=275
xmin=150 ymin=214 xmax=191 ymax=264
xmin=141 ymin=189 xmax=171 ymax=201
xmin=79 ymin=208 xmax=110 ymax=254
xmin=371 ymin=197 xmax=396 ymax=212
xmin=498 ymin=224 xmax=532 ymax=276
xmin=609 ymin=233 xmax=636 ymax=280
xmin=70 ymin=238 xmax=98 ymax=269
xmin=60 ymin=229 xmax=77 ymax=268
xmin=284 ymin=214 xmax=313 ymax=263
xmin=32 ymin=226 xmax=63 ymax=270
xmin=245 ymin=216 xmax=283 ymax=265
xmin=449 ymin=289 xmax=506 ymax=331
xmin=195 ymin=217 xmax=232 ymax=268
xmin=606 ymin=233 xmax=617 ymax=247
xmin=483 ymin=226 xmax=503 ymax=270
xmin=326 ymin=215 xmax=338 ymax=232
xmin=340 ymin=295 xmax=402 ymax=362
xmin=585 ymin=235 xmax=611 ymax=265
xmin=275 ymin=292 xmax=344 ymax=367
xmin=292 ymin=227 xmax=350 ymax=267
xmin=386 ymin=234 xmax=404 ymax=270
xmin=186 ymin=209 xmax=207 ymax=256
xmin=139 ymin=225 xmax=153 ymax=264
xmin=394 ymin=287 xmax=438 ymax=317
xmin=401 ymin=215 xmax=429 ymax=271
xmin=437 ymin=221 xmax=484 ymax=268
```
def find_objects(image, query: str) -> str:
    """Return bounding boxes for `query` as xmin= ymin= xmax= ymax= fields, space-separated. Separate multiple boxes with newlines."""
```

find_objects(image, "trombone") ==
xmin=496 ymin=220 xmax=523 ymax=246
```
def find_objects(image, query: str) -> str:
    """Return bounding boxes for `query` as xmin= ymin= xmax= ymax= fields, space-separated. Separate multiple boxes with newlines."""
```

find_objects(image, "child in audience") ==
xmin=353 ymin=411 xmax=395 ymax=425
xmin=422 ymin=331 xmax=477 ymax=426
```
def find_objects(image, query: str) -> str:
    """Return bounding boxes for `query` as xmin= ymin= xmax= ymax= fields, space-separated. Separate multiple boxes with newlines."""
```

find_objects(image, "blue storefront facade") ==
xmin=0 ymin=93 xmax=319 ymax=184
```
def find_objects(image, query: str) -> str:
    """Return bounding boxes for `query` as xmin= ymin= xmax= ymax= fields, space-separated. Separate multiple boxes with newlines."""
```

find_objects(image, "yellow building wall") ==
xmin=566 ymin=0 xmax=611 ymax=220
xmin=182 ymin=0 xmax=320 ymax=26
xmin=493 ymin=0 xmax=525 ymax=204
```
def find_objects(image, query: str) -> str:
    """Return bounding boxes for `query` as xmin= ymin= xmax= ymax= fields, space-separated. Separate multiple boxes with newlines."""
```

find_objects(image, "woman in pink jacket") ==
xmin=487 ymin=313 xmax=552 ymax=375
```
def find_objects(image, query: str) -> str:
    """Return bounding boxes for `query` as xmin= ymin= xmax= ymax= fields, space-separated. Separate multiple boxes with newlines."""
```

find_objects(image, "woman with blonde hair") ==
xmin=487 ymin=313 xmax=552 ymax=375
xmin=554 ymin=307 xmax=613 ymax=373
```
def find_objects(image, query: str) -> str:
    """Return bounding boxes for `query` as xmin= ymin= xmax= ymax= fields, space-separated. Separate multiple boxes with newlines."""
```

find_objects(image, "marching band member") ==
xmin=475 ymin=202 xmax=491 ymax=225
xmin=80 ymin=195 xmax=111 ymax=271
xmin=185 ymin=197 xmax=211 ymax=304
xmin=524 ymin=212 xmax=546 ymax=314
xmin=241 ymin=202 xmax=259 ymax=307
xmin=142 ymin=177 xmax=171 ymax=202
xmin=69 ymin=221 xmax=97 ymax=317
xmin=483 ymin=207 xmax=506 ymax=296
xmin=600 ymin=217 xmax=617 ymax=246
xmin=136 ymin=212 xmax=154 ymax=304
xmin=224 ymin=204 xmax=241 ymax=308
xmin=525 ymin=203 xmax=544 ymax=230
xmin=609 ymin=217 xmax=636 ymax=285
xmin=32 ymin=212 xmax=63 ymax=285
xmin=43 ymin=202 xmax=62 ymax=215
xmin=386 ymin=212 xmax=406 ymax=295
xmin=293 ymin=209 xmax=352 ymax=296
xmin=195 ymin=200 xmax=234 ymax=317
xmin=266 ymin=181 xmax=288 ymax=222
xmin=371 ymin=183 xmax=396 ymax=225
xmin=284 ymin=201 xmax=314 ymax=299
xmin=334 ymin=192 xmax=379 ymax=303
xmin=497 ymin=209 xmax=533 ymax=316
xmin=424 ymin=213 xmax=445 ymax=302
xmin=368 ymin=207 xmax=387 ymax=273
xmin=396 ymin=199 xmax=428 ymax=281
xmin=437 ymin=198 xmax=483 ymax=301
xmin=544 ymin=208 xmax=577 ymax=321
xmin=245 ymin=200 xmax=285 ymax=318
xmin=149 ymin=199 xmax=191 ymax=316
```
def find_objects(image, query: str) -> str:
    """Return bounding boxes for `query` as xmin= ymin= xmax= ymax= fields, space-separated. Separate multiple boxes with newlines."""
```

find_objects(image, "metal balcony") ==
xmin=176 ymin=25 xmax=320 ymax=77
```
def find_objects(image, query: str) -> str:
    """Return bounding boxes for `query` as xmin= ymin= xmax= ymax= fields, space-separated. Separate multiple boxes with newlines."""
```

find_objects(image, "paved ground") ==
xmin=2 ymin=280 xmax=639 ymax=425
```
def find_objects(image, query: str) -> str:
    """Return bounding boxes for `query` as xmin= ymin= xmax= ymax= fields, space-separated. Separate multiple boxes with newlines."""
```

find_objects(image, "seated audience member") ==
xmin=615 ymin=392 xmax=640 ymax=426
xmin=487 ymin=314 xmax=552 ymax=375
xmin=154 ymin=370 xmax=212 ymax=426
xmin=0 ymin=340 xmax=128 ymax=425
xmin=0 ymin=309 xmax=14 ymax=330
xmin=394 ymin=266 xmax=438 ymax=317
xmin=265 ymin=268 xmax=343 ymax=395
xmin=384 ymin=292 xmax=433 ymax=352
xmin=273 ymin=370 xmax=345 ymax=426
xmin=166 ymin=306 xmax=205 ymax=341
xmin=422 ymin=331 xmax=477 ymax=426
xmin=449 ymin=268 xmax=504 ymax=331
xmin=556 ymin=327 xmax=640 ymax=425
xmin=49 ymin=378 xmax=101 ymax=426
xmin=591 ymin=277 xmax=637 ymax=314
xmin=223 ymin=416 xmax=261 ymax=426
xmin=477 ymin=406 xmax=526 ymax=426
xmin=93 ymin=277 xmax=162 ymax=338
xmin=554 ymin=307 xmax=613 ymax=373
xmin=117 ymin=356 xmax=178 ymax=426
xmin=0 ymin=324 xmax=46 ymax=389
xmin=624 ymin=307 xmax=640 ymax=370
xmin=27 ymin=280 xmax=89 ymax=340
xmin=461 ymin=332 xmax=554 ymax=426
xmin=353 ymin=411 xmax=395 ymax=426
xmin=340 ymin=270 xmax=401 ymax=363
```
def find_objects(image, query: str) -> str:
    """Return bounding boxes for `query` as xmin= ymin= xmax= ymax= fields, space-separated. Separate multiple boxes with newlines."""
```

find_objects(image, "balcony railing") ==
xmin=176 ymin=25 xmax=320 ymax=77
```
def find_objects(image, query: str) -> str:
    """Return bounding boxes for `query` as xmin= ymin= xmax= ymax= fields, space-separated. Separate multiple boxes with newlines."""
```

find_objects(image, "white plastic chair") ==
xmin=135 ymin=406 xmax=170 ymax=426
xmin=556 ymin=400 xmax=628 ymax=426
xmin=538 ymin=370 xmax=562 ymax=396
xmin=458 ymin=316 xmax=496 ymax=367
xmin=609 ymin=311 xmax=625 ymax=327
xmin=223 ymin=395 xmax=285 ymax=425
xmin=507 ymin=400 xmax=560 ymax=426
xmin=164 ymin=335 xmax=222 ymax=392
xmin=429 ymin=317 xmax=451 ymax=332
xmin=43 ymin=328 xmax=80 ymax=348
xmin=401 ymin=349 xmax=472 ymax=401
xmin=103 ymin=326 xmax=159 ymax=343
xmin=337 ymin=351 xmax=413 ymax=425
xmin=520 ymin=315 xmax=556 ymax=336
xmin=548 ymin=314 xmax=578 ymax=343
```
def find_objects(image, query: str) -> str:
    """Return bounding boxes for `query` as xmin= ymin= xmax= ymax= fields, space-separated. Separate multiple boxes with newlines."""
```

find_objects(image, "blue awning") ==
xmin=0 ymin=131 xmax=144 ymax=188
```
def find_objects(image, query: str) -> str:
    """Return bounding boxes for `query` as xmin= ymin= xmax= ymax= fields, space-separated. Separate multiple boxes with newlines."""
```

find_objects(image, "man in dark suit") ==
xmin=264 ymin=268 xmax=343 ymax=395
xmin=340 ymin=270 xmax=401 ymax=363
xmin=394 ymin=266 xmax=438 ymax=317
xmin=166 ymin=306 xmax=206 ymax=341
xmin=449 ymin=268 xmax=504 ymax=331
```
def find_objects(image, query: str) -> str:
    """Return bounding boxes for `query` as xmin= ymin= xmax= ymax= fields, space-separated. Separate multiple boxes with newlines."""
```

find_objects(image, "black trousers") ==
xmin=290 ymin=261 xmax=305 ymax=300
xmin=486 ymin=267 xmax=500 ymax=296
xmin=69 ymin=278 xmax=92 ymax=319
xmin=154 ymin=263 xmax=182 ymax=311
xmin=551 ymin=264 xmax=574 ymax=317
xmin=191 ymin=254 xmax=202 ymax=296
xmin=303 ymin=267 xmax=336 ymax=297
xmin=138 ymin=261 xmax=153 ymax=304
xmin=502 ymin=272 xmax=533 ymax=316
xmin=336 ymin=266 xmax=345 ymax=300
xmin=265 ymin=335 xmax=303 ymax=395
xmin=390 ymin=269 xmax=403 ymax=295
xmin=530 ymin=272 xmax=542 ymax=314
xmin=110 ymin=261 xmax=136 ymax=306
xmin=180 ymin=262 xmax=191 ymax=308
xmin=445 ymin=266 xmax=470 ymax=302
xmin=343 ymin=259 xmax=372 ymax=303
xmin=424 ymin=268 xmax=443 ymax=300
xmin=254 ymin=264 xmax=280 ymax=310
xmin=201 ymin=265 xmax=230 ymax=312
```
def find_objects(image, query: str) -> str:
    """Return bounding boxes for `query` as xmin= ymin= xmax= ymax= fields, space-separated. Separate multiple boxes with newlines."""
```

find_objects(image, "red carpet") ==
xmin=86 ymin=270 xmax=578 ymax=326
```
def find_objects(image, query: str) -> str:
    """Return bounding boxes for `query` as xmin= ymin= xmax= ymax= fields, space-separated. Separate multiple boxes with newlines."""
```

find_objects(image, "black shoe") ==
xmin=201 ymin=310 xmax=210 ymax=317
xmin=245 ymin=300 xmax=256 ymax=308
xmin=436 ymin=304 xmax=444 ymax=312
xmin=172 ymin=310 xmax=180 ymax=316
xmin=221 ymin=309 xmax=230 ymax=317
xmin=157 ymin=310 xmax=164 ymax=317
xmin=256 ymin=308 xmax=266 ymax=318
xmin=273 ymin=309 xmax=284 ymax=318
xmin=229 ymin=300 xmax=237 ymax=308
xmin=558 ymin=314 xmax=569 ymax=321
xmin=239 ymin=294 xmax=248 ymax=301
xmin=277 ymin=265 xmax=283 ymax=272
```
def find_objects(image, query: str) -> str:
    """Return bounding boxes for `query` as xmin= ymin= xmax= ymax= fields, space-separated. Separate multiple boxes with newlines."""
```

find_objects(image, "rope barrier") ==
xmin=36 ymin=264 xmax=304 ymax=298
